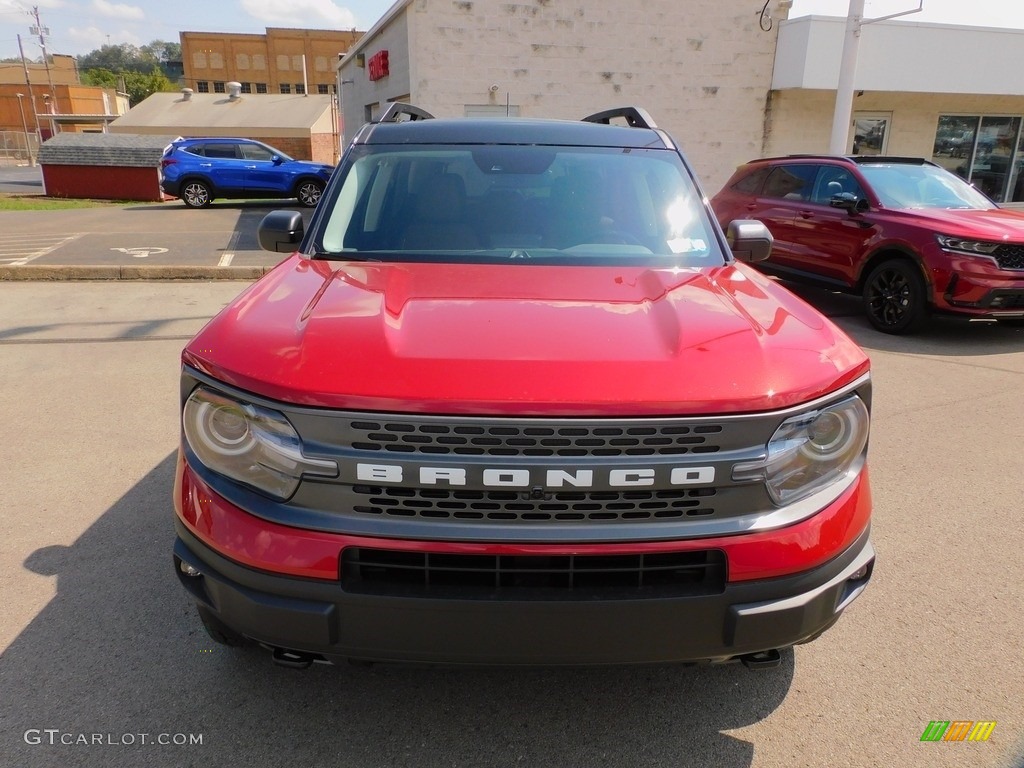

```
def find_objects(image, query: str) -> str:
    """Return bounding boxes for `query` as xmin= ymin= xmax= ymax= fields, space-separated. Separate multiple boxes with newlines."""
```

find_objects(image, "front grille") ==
xmin=351 ymin=485 xmax=718 ymax=522
xmin=993 ymin=244 xmax=1024 ymax=271
xmin=346 ymin=419 xmax=724 ymax=457
xmin=341 ymin=547 xmax=727 ymax=599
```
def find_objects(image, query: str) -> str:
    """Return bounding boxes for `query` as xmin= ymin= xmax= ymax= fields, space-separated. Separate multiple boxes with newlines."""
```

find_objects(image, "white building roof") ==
xmin=110 ymin=92 xmax=335 ymax=137
xmin=773 ymin=15 xmax=1024 ymax=95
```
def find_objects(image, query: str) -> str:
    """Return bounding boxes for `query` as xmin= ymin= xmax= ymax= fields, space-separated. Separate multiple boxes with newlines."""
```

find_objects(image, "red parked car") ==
xmin=173 ymin=105 xmax=874 ymax=668
xmin=712 ymin=156 xmax=1024 ymax=333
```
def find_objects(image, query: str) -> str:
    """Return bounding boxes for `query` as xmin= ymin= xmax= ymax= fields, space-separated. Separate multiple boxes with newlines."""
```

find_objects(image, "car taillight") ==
xmin=160 ymin=158 xmax=177 ymax=168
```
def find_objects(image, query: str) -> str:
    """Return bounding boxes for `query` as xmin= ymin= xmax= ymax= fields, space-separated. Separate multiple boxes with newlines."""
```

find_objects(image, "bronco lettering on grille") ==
xmin=355 ymin=463 xmax=716 ymax=488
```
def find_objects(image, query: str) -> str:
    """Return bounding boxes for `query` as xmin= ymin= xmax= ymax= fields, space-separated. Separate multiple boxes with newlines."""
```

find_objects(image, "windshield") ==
xmin=314 ymin=144 xmax=724 ymax=265
xmin=858 ymin=162 xmax=995 ymax=210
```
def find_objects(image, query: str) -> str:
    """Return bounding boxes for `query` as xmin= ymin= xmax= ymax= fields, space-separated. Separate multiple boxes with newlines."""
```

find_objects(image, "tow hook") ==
xmin=740 ymin=649 xmax=782 ymax=670
xmin=272 ymin=648 xmax=316 ymax=669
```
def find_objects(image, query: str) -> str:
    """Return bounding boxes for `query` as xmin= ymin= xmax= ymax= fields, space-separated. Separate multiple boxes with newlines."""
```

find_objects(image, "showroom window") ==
xmin=932 ymin=115 xmax=1024 ymax=202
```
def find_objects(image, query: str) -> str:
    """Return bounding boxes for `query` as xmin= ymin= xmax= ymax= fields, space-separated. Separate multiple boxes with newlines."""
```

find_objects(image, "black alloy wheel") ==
xmin=862 ymin=259 xmax=929 ymax=334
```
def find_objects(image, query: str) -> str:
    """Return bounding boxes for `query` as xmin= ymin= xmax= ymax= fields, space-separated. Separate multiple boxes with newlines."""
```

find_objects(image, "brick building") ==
xmin=181 ymin=28 xmax=363 ymax=97
xmin=1 ymin=54 xmax=125 ymax=139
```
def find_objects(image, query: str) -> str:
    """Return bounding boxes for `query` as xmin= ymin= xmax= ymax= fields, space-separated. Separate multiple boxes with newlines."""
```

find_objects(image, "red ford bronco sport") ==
xmin=173 ymin=105 xmax=874 ymax=668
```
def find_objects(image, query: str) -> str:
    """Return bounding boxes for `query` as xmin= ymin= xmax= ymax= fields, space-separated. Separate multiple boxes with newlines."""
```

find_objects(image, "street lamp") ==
xmin=829 ymin=0 xmax=923 ymax=154
xmin=15 ymin=92 xmax=35 ymax=167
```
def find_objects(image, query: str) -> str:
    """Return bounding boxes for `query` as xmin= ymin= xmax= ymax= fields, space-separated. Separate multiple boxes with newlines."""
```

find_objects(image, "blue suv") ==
xmin=160 ymin=138 xmax=334 ymax=208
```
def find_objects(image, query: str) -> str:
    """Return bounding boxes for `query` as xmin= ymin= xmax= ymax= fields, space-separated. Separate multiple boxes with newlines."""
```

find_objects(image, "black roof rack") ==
xmin=375 ymin=103 xmax=435 ymax=124
xmin=581 ymin=107 xmax=658 ymax=130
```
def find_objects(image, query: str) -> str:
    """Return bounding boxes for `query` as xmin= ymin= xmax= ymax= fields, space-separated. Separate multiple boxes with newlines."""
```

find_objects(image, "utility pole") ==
xmin=15 ymin=94 xmax=35 ymax=166
xmin=30 ymin=5 xmax=58 ymax=113
xmin=16 ymin=33 xmax=41 ymax=142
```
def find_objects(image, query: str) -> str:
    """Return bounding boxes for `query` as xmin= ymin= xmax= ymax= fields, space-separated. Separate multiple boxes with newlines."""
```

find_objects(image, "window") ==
xmin=255 ymin=82 xmax=267 ymax=94
xmin=762 ymin=165 xmax=816 ymax=201
xmin=280 ymin=84 xmax=291 ymax=94
xmin=318 ymin=145 xmax=721 ymax=265
xmin=851 ymin=114 xmax=889 ymax=156
xmin=811 ymin=166 xmax=865 ymax=205
xmin=296 ymin=83 xmax=306 ymax=95
xmin=317 ymin=84 xmax=329 ymax=95
xmin=213 ymin=81 xmax=225 ymax=93
xmin=732 ymin=166 xmax=770 ymax=195
xmin=240 ymin=82 xmax=251 ymax=94
xmin=196 ymin=81 xmax=210 ymax=93
xmin=932 ymin=114 xmax=1024 ymax=202
xmin=204 ymin=143 xmax=241 ymax=159
xmin=239 ymin=143 xmax=275 ymax=161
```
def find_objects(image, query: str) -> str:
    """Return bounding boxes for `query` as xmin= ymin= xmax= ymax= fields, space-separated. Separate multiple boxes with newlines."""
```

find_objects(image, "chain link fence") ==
xmin=0 ymin=131 xmax=40 ymax=166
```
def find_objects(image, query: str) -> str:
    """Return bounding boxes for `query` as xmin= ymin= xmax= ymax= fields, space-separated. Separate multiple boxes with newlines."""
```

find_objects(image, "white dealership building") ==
xmin=338 ymin=0 xmax=1024 ymax=201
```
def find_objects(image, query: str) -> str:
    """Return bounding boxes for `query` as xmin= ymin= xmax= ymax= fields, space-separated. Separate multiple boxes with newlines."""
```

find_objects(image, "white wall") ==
xmin=340 ymin=0 xmax=787 ymax=194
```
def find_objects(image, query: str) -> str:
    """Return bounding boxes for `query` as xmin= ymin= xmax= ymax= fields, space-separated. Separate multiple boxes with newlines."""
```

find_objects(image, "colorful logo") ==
xmin=920 ymin=721 xmax=996 ymax=742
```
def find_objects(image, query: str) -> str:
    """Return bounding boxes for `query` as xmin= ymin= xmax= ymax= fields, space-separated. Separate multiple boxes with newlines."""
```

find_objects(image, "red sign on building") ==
xmin=368 ymin=50 xmax=389 ymax=81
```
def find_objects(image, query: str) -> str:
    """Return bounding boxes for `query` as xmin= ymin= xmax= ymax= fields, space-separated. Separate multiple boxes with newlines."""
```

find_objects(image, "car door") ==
xmin=751 ymin=164 xmax=818 ymax=271
xmin=240 ymin=141 xmax=289 ymax=195
xmin=201 ymin=142 xmax=247 ymax=194
xmin=786 ymin=165 xmax=879 ymax=286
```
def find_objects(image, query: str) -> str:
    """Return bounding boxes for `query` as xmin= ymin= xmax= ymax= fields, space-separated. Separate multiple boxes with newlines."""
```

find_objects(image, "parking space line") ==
xmin=5 ymin=234 xmax=84 ymax=266
xmin=218 ymin=253 xmax=234 ymax=267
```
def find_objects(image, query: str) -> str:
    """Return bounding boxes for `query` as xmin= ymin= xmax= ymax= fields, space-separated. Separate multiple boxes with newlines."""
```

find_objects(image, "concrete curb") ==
xmin=0 ymin=265 xmax=272 ymax=281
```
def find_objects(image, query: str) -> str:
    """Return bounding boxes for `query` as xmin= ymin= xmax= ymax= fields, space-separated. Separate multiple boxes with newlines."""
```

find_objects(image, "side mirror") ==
xmin=830 ymin=192 xmax=869 ymax=214
xmin=258 ymin=210 xmax=305 ymax=253
xmin=726 ymin=219 xmax=772 ymax=263
xmin=271 ymin=155 xmax=283 ymax=165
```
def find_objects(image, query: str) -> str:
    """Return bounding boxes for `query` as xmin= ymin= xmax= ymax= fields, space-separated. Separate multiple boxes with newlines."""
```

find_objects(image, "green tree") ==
xmin=80 ymin=67 xmax=118 ymax=89
xmin=81 ymin=66 xmax=177 ymax=106
xmin=123 ymin=68 xmax=177 ymax=106
xmin=77 ymin=43 xmax=151 ymax=74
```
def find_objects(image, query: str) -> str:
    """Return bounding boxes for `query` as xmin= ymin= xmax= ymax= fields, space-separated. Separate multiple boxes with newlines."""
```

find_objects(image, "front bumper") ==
xmin=931 ymin=252 xmax=1024 ymax=317
xmin=174 ymin=521 xmax=874 ymax=666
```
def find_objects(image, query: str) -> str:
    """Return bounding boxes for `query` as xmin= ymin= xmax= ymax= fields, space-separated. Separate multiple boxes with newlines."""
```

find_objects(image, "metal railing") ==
xmin=0 ymin=131 xmax=40 ymax=165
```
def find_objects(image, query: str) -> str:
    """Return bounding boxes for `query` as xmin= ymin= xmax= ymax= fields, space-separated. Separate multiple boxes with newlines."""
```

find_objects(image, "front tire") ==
xmin=296 ymin=179 xmax=324 ymax=208
xmin=862 ymin=259 xmax=930 ymax=334
xmin=181 ymin=180 xmax=213 ymax=208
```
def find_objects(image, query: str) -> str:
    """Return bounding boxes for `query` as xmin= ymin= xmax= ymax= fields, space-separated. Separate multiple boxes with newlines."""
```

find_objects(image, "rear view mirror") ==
xmin=258 ymin=210 xmax=305 ymax=253
xmin=726 ymin=219 xmax=772 ymax=263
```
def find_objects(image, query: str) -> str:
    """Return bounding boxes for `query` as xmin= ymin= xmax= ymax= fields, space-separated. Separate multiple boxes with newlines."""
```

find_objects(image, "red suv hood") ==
xmin=184 ymin=256 xmax=868 ymax=416
xmin=899 ymin=206 xmax=1024 ymax=239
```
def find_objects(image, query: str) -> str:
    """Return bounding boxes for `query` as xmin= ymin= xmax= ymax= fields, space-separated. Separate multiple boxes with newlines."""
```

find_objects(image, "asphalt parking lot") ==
xmin=0 ymin=239 xmax=1022 ymax=764
xmin=0 ymin=201 xmax=307 ymax=271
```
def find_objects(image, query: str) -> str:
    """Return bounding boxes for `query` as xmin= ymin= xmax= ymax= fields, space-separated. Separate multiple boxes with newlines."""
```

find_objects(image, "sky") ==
xmin=2 ymin=0 xmax=1023 ymax=60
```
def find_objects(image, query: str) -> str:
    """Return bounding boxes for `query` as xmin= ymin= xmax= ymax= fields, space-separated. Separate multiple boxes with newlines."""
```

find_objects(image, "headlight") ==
xmin=935 ymin=234 xmax=1000 ymax=256
xmin=732 ymin=396 xmax=869 ymax=506
xmin=183 ymin=387 xmax=337 ymax=499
